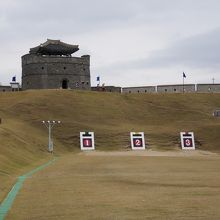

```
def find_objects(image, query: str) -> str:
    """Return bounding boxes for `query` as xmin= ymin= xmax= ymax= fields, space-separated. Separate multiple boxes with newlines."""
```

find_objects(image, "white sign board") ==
xmin=80 ymin=132 xmax=95 ymax=150
xmin=130 ymin=132 xmax=145 ymax=150
xmin=180 ymin=132 xmax=195 ymax=150
xmin=10 ymin=82 xmax=20 ymax=89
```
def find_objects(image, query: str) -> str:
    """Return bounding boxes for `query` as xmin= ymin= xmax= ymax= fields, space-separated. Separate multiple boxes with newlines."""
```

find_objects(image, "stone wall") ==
xmin=91 ymin=86 xmax=121 ymax=93
xmin=197 ymin=84 xmax=220 ymax=93
xmin=22 ymin=54 xmax=90 ymax=90
xmin=122 ymin=86 xmax=156 ymax=93
xmin=104 ymin=86 xmax=121 ymax=93
xmin=121 ymin=84 xmax=220 ymax=93
xmin=0 ymin=86 xmax=11 ymax=92
xmin=157 ymin=84 xmax=195 ymax=93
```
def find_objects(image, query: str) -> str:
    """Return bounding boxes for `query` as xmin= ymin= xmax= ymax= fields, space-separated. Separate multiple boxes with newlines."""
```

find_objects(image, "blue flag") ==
xmin=12 ymin=76 xmax=16 ymax=82
xmin=96 ymin=76 xmax=100 ymax=81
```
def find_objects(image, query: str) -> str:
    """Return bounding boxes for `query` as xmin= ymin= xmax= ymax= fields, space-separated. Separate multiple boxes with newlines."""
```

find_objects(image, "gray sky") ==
xmin=1 ymin=0 xmax=220 ymax=87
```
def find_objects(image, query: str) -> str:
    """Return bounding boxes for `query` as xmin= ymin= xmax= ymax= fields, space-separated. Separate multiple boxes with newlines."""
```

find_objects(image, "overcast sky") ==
xmin=1 ymin=0 xmax=220 ymax=87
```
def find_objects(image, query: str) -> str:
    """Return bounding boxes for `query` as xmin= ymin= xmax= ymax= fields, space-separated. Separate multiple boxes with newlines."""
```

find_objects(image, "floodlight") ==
xmin=42 ymin=120 xmax=61 ymax=153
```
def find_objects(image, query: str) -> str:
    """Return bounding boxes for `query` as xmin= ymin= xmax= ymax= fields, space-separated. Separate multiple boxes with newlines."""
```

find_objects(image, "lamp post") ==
xmin=42 ymin=120 xmax=61 ymax=153
xmin=212 ymin=78 xmax=215 ymax=84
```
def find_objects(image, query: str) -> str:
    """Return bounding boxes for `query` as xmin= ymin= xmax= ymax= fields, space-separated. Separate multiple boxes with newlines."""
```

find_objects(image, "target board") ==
xmin=130 ymin=132 xmax=145 ymax=150
xmin=80 ymin=132 xmax=95 ymax=150
xmin=180 ymin=132 xmax=195 ymax=150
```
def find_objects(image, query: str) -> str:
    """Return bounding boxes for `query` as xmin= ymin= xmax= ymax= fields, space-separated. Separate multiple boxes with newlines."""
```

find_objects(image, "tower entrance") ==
xmin=62 ymin=79 xmax=68 ymax=89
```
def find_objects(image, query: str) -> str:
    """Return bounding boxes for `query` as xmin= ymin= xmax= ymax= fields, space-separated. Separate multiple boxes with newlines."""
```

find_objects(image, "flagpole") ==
xmin=183 ymin=75 xmax=185 ymax=93
xmin=182 ymin=72 xmax=186 ymax=93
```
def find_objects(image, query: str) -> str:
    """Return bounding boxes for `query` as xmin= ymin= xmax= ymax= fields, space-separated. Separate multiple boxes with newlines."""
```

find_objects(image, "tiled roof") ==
xmin=29 ymin=39 xmax=79 ymax=55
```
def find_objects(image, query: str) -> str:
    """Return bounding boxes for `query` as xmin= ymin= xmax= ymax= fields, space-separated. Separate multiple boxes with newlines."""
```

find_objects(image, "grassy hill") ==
xmin=1 ymin=90 xmax=220 ymax=201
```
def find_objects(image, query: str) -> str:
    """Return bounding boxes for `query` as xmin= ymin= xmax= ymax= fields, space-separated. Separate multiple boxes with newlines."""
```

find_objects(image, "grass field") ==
xmin=5 ymin=152 xmax=220 ymax=220
xmin=1 ymin=90 xmax=220 ymax=219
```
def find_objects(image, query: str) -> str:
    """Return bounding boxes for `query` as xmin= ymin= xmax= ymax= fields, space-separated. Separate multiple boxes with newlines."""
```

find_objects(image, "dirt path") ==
xmin=80 ymin=149 xmax=219 ymax=157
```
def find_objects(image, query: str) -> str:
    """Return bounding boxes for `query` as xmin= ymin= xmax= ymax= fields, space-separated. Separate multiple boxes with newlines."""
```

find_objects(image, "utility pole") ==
xmin=42 ymin=120 xmax=61 ymax=153
xmin=212 ymin=78 xmax=215 ymax=84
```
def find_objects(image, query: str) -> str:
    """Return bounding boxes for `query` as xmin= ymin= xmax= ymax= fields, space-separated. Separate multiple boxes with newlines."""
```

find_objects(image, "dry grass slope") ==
xmin=0 ymin=90 xmax=220 ymax=202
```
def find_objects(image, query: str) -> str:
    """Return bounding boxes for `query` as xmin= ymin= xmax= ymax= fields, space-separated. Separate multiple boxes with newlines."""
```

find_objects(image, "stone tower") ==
xmin=22 ymin=39 xmax=90 ymax=90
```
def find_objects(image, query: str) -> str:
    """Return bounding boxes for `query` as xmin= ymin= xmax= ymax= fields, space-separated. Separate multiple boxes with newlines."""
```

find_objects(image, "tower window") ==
xmin=64 ymin=67 xmax=66 ymax=70
xmin=41 ymin=67 xmax=44 ymax=70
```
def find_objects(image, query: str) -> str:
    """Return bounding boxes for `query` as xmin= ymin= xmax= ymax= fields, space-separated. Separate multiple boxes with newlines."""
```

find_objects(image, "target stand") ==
xmin=130 ymin=132 xmax=145 ymax=150
xmin=80 ymin=132 xmax=95 ymax=150
xmin=180 ymin=132 xmax=195 ymax=150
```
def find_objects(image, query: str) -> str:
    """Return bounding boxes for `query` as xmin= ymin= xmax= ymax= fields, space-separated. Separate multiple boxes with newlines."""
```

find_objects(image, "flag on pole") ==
xmin=183 ymin=72 xmax=186 ymax=78
xmin=96 ymin=76 xmax=100 ymax=82
xmin=12 ymin=76 xmax=16 ymax=82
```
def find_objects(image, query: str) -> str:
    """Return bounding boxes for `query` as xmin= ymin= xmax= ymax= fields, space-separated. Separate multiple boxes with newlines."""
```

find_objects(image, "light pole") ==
xmin=42 ymin=120 xmax=61 ymax=153
xmin=212 ymin=78 xmax=215 ymax=84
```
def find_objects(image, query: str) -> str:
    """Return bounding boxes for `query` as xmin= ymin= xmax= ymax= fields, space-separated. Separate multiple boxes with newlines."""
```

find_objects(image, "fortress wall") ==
xmin=157 ymin=84 xmax=195 ymax=93
xmin=122 ymin=86 xmax=156 ymax=93
xmin=0 ymin=86 xmax=11 ymax=92
xmin=121 ymin=84 xmax=220 ymax=93
xmin=91 ymin=86 xmax=121 ymax=93
xmin=104 ymin=86 xmax=122 ymax=93
xmin=197 ymin=84 xmax=220 ymax=93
